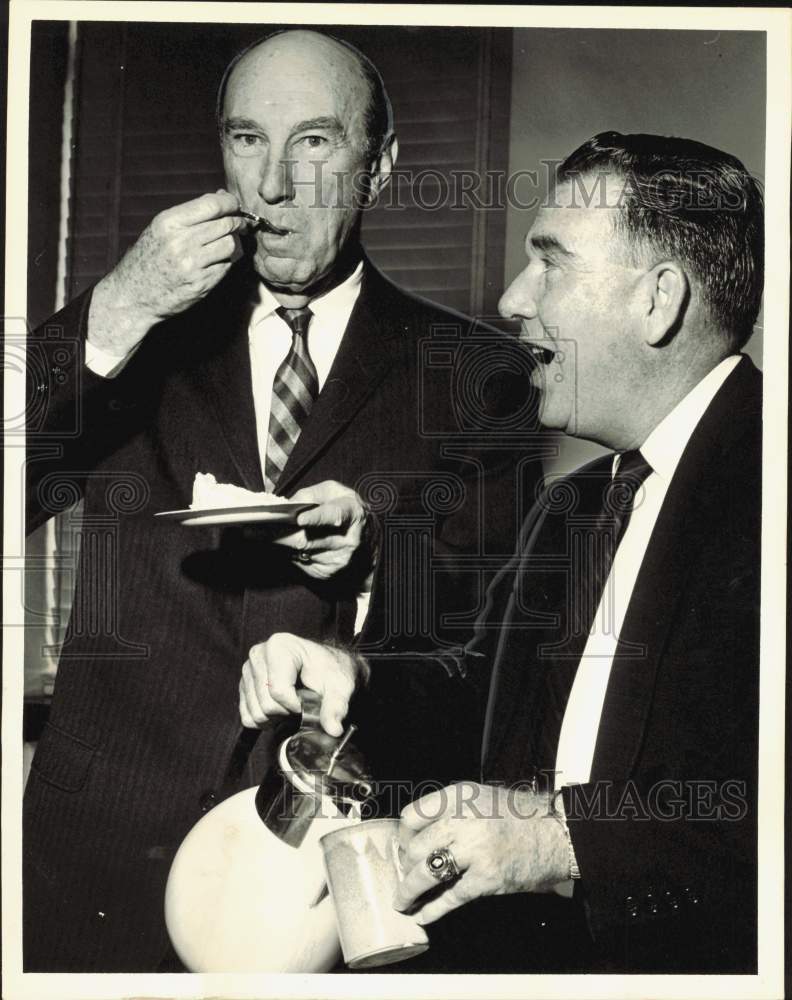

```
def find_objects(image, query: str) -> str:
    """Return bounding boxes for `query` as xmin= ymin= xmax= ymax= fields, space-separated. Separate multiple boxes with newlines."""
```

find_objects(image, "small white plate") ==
xmin=154 ymin=502 xmax=317 ymax=527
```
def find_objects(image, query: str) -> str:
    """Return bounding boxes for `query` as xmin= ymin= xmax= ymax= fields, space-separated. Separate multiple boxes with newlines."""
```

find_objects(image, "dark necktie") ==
xmin=264 ymin=307 xmax=318 ymax=492
xmin=531 ymin=449 xmax=654 ymax=783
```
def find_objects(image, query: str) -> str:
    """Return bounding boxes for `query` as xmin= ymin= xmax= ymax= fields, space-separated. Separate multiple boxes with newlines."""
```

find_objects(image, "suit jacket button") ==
xmin=199 ymin=790 xmax=217 ymax=813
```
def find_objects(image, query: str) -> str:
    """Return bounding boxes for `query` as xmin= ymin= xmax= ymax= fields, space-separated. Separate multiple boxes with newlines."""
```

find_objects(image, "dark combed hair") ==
xmin=558 ymin=131 xmax=764 ymax=350
xmin=216 ymin=29 xmax=393 ymax=160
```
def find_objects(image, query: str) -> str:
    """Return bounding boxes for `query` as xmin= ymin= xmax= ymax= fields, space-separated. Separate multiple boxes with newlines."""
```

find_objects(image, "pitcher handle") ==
xmin=297 ymin=688 xmax=323 ymax=731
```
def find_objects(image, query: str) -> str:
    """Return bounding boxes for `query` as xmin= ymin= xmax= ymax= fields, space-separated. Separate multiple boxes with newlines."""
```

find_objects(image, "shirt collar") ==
xmin=249 ymin=260 xmax=364 ymax=328
xmin=624 ymin=355 xmax=742 ymax=482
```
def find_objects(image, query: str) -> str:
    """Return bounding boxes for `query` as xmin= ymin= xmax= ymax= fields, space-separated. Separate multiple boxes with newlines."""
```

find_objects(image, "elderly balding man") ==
xmin=24 ymin=29 xmax=529 ymax=971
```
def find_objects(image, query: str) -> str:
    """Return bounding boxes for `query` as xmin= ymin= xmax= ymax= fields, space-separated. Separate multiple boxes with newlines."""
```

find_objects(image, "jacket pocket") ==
xmin=31 ymin=722 xmax=97 ymax=792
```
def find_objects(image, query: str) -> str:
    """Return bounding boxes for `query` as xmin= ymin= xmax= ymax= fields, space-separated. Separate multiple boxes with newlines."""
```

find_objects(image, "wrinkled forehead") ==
xmin=223 ymin=33 xmax=370 ymax=132
xmin=529 ymin=174 xmax=628 ymax=251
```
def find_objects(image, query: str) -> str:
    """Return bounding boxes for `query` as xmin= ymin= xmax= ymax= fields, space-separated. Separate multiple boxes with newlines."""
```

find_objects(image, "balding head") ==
xmin=218 ymin=29 xmax=393 ymax=161
xmin=217 ymin=28 xmax=398 ymax=300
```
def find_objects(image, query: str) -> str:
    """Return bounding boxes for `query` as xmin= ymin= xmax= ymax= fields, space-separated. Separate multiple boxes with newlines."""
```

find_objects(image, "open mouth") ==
xmin=525 ymin=344 xmax=556 ymax=366
xmin=238 ymin=211 xmax=290 ymax=237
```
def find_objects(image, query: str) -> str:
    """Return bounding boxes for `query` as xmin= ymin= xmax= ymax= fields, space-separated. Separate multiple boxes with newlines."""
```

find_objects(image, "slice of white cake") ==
xmin=190 ymin=473 xmax=281 ymax=510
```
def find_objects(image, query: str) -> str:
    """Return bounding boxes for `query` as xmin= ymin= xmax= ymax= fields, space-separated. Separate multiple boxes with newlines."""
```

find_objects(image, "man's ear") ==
xmin=366 ymin=134 xmax=399 ymax=201
xmin=642 ymin=260 xmax=689 ymax=345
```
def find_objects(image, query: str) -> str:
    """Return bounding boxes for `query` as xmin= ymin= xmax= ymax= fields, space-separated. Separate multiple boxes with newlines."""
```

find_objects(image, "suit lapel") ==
xmin=190 ymin=268 xmax=266 ymax=492
xmin=275 ymin=263 xmax=403 ymax=495
xmin=481 ymin=460 xmax=612 ymax=778
xmin=589 ymin=355 xmax=761 ymax=781
xmin=587 ymin=469 xmax=695 ymax=782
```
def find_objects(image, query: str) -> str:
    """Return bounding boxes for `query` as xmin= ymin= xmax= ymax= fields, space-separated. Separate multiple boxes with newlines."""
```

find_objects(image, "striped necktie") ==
xmin=264 ymin=306 xmax=319 ymax=492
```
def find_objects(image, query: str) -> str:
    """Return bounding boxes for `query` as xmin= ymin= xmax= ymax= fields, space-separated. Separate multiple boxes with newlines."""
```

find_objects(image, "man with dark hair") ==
xmin=557 ymin=131 xmax=763 ymax=350
xmin=24 ymin=29 xmax=529 ymax=971
xmin=242 ymin=131 xmax=763 ymax=973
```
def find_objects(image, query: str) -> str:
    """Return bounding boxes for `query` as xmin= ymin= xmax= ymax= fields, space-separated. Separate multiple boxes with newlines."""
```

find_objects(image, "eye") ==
xmin=227 ymin=132 xmax=266 ymax=157
xmin=299 ymin=135 xmax=329 ymax=149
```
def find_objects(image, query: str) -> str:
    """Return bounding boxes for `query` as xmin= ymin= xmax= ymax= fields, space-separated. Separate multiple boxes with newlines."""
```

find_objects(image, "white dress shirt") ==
xmin=550 ymin=355 xmax=741 ymax=895
xmin=84 ymin=262 xmax=371 ymax=632
xmin=554 ymin=355 xmax=742 ymax=791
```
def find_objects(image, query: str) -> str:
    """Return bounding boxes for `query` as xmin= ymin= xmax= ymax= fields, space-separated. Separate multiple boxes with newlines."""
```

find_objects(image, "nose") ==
xmin=498 ymin=268 xmax=538 ymax=321
xmin=257 ymin=151 xmax=294 ymax=205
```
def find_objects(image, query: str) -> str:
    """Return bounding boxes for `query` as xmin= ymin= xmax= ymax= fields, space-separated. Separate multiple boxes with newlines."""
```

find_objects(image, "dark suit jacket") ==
xmin=23 ymin=258 xmax=537 ymax=971
xmin=359 ymin=356 xmax=761 ymax=973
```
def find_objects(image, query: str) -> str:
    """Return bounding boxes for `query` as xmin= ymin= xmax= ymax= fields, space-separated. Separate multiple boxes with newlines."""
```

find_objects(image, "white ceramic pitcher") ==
xmin=164 ymin=691 xmax=374 ymax=972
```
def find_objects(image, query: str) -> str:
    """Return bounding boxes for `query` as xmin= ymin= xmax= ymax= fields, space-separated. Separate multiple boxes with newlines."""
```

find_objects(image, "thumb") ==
xmin=318 ymin=674 xmax=352 ymax=737
xmin=319 ymin=695 xmax=347 ymax=738
xmin=300 ymin=641 xmax=355 ymax=736
xmin=297 ymin=501 xmax=350 ymax=529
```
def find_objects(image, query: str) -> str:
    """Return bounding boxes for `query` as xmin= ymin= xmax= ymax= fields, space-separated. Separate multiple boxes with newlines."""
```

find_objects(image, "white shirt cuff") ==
xmin=84 ymin=339 xmax=137 ymax=378
xmin=552 ymin=786 xmax=578 ymax=897
xmin=354 ymin=590 xmax=371 ymax=637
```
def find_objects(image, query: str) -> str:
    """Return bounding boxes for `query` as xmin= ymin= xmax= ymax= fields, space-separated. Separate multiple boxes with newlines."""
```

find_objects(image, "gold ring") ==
xmin=426 ymin=846 xmax=461 ymax=883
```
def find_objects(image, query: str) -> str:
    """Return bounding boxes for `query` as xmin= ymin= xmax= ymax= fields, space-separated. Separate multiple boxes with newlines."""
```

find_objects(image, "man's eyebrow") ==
xmin=529 ymin=234 xmax=574 ymax=259
xmin=221 ymin=116 xmax=261 ymax=132
xmin=289 ymin=116 xmax=348 ymax=140
xmin=221 ymin=115 xmax=348 ymax=142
